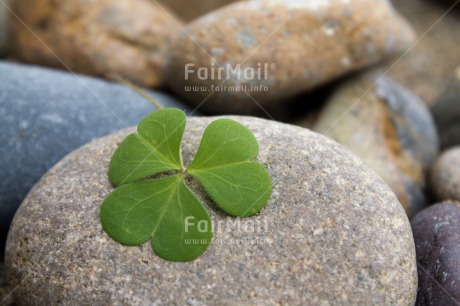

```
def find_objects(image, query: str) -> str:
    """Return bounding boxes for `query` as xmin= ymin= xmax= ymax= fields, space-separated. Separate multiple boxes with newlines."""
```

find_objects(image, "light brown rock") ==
xmin=166 ymin=0 xmax=415 ymax=114
xmin=430 ymin=147 xmax=460 ymax=202
xmin=9 ymin=0 xmax=183 ymax=88
xmin=311 ymin=75 xmax=439 ymax=217
xmin=6 ymin=116 xmax=417 ymax=305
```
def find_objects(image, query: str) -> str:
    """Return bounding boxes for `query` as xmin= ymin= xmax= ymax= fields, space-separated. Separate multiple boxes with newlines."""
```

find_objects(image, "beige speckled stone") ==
xmin=9 ymin=0 xmax=183 ymax=88
xmin=311 ymin=75 xmax=439 ymax=217
xmin=430 ymin=147 xmax=460 ymax=202
xmin=166 ymin=0 xmax=415 ymax=114
xmin=6 ymin=117 xmax=417 ymax=305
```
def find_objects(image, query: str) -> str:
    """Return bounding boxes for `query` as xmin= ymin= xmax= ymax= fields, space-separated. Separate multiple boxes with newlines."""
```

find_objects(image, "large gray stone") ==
xmin=6 ymin=117 xmax=417 ymax=305
xmin=0 ymin=61 xmax=194 ymax=252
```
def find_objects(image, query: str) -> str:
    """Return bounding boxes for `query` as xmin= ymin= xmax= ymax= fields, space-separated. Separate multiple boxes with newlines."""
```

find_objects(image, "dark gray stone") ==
xmin=0 ymin=61 xmax=194 ymax=252
xmin=411 ymin=202 xmax=460 ymax=305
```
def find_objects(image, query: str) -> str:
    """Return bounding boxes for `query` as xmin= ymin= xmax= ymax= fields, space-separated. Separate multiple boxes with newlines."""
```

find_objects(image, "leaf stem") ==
xmin=107 ymin=73 xmax=164 ymax=109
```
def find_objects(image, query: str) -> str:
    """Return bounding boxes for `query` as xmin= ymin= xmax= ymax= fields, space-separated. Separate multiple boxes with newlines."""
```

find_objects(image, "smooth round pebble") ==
xmin=312 ymin=74 xmax=439 ymax=217
xmin=411 ymin=202 xmax=460 ymax=305
xmin=9 ymin=0 xmax=183 ymax=87
xmin=6 ymin=117 xmax=417 ymax=305
xmin=167 ymin=0 xmax=415 ymax=114
xmin=430 ymin=147 xmax=460 ymax=202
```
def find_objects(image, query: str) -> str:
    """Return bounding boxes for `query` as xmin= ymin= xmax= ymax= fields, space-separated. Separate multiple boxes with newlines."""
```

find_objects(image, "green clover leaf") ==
xmin=100 ymin=108 xmax=272 ymax=262
xmin=108 ymin=108 xmax=185 ymax=186
xmin=188 ymin=119 xmax=271 ymax=217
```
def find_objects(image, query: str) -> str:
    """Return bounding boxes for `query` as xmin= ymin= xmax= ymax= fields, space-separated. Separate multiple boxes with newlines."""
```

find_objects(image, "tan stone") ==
xmin=6 ymin=117 xmax=417 ymax=305
xmin=430 ymin=147 xmax=460 ymax=203
xmin=166 ymin=0 xmax=415 ymax=114
xmin=9 ymin=0 xmax=183 ymax=88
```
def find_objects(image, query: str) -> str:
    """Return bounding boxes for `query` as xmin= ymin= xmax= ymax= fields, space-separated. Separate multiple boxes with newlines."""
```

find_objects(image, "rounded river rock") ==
xmin=166 ymin=0 xmax=415 ymax=114
xmin=9 ymin=0 xmax=183 ymax=87
xmin=411 ymin=202 xmax=460 ymax=305
xmin=312 ymin=75 xmax=439 ymax=217
xmin=6 ymin=117 xmax=417 ymax=305
xmin=430 ymin=147 xmax=460 ymax=203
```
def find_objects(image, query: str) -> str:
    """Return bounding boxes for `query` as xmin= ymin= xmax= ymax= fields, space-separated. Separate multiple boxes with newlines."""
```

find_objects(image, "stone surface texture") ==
xmin=0 ymin=261 xmax=14 ymax=306
xmin=166 ymin=0 xmax=415 ymax=114
xmin=0 ymin=61 xmax=192 ymax=253
xmin=312 ymin=75 xmax=439 ymax=217
xmin=411 ymin=202 xmax=460 ymax=305
xmin=9 ymin=0 xmax=183 ymax=88
xmin=430 ymin=147 xmax=460 ymax=202
xmin=6 ymin=117 xmax=417 ymax=305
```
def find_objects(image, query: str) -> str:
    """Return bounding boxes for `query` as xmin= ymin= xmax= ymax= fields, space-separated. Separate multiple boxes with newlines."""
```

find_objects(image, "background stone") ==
xmin=166 ymin=0 xmax=415 ymax=114
xmin=312 ymin=75 xmax=439 ymax=217
xmin=6 ymin=117 xmax=417 ymax=305
xmin=386 ymin=0 xmax=460 ymax=105
xmin=8 ymin=0 xmax=183 ymax=88
xmin=0 ymin=61 xmax=194 ymax=253
xmin=430 ymin=146 xmax=460 ymax=202
xmin=411 ymin=202 xmax=460 ymax=305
